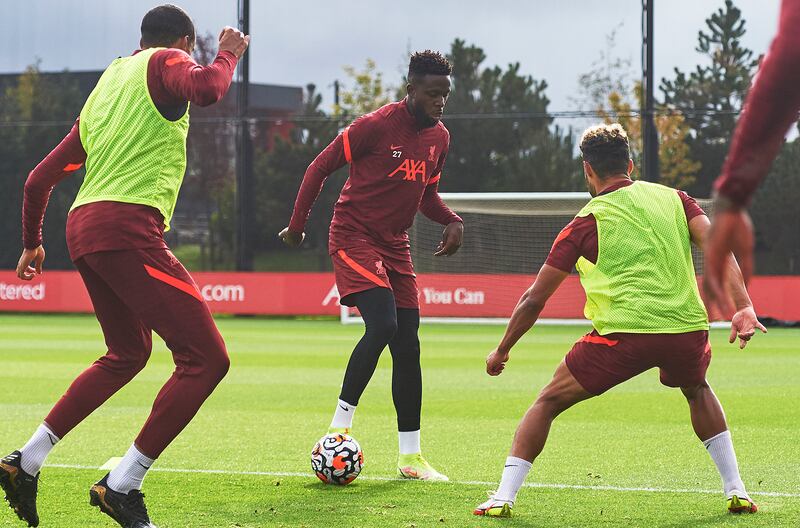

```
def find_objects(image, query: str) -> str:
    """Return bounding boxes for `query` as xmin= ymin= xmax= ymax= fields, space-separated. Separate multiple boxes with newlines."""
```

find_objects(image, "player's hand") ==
xmin=703 ymin=205 xmax=754 ymax=314
xmin=486 ymin=348 xmax=509 ymax=376
xmin=729 ymin=305 xmax=767 ymax=349
xmin=16 ymin=245 xmax=45 ymax=281
xmin=218 ymin=26 xmax=250 ymax=59
xmin=278 ymin=227 xmax=305 ymax=248
xmin=434 ymin=221 xmax=463 ymax=257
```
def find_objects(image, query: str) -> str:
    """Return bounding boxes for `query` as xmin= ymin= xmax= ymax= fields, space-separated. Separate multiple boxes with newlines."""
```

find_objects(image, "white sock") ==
xmin=703 ymin=430 xmax=747 ymax=498
xmin=19 ymin=424 xmax=59 ymax=476
xmin=494 ymin=456 xmax=533 ymax=503
xmin=330 ymin=399 xmax=356 ymax=429
xmin=107 ymin=444 xmax=155 ymax=494
xmin=398 ymin=430 xmax=421 ymax=455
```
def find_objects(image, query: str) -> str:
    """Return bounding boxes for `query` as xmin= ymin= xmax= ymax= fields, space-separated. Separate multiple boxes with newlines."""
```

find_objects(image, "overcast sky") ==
xmin=2 ymin=0 xmax=781 ymax=117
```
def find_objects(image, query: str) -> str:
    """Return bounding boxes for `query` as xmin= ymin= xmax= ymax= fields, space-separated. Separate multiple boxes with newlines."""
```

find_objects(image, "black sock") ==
xmin=338 ymin=288 xmax=397 ymax=406
xmin=389 ymin=308 xmax=422 ymax=432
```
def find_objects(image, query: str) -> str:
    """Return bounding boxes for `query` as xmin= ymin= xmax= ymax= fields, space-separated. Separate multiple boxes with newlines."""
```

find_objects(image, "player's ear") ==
xmin=583 ymin=161 xmax=593 ymax=179
xmin=627 ymin=158 xmax=634 ymax=176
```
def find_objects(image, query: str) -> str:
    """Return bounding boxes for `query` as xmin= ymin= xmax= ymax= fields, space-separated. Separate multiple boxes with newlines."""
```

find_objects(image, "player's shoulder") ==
xmin=361 ymin=101 xmax=404 ymax=121
xmin=348 ymin=101 xmax=402 ymax=132
xmin=150 ymin=48 xmax=194 ymax=68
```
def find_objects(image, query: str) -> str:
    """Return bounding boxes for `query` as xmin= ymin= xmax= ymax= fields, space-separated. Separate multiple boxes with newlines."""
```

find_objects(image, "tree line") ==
xmin=0 ymin=0 xmax=796 ymax=274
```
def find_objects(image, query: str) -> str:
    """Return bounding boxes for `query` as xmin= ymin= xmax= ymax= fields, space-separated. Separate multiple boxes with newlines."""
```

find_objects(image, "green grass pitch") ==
xmin=0 ymin=314 xmax=798 ymax=527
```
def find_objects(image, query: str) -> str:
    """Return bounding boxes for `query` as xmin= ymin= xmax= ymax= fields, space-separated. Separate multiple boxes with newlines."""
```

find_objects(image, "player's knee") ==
xmin=390 ymin=333 xmax=420 ymax=361
xmin=535 ymin=386 xmax=573 ymax=416
xmin=97 ymin=348 xmax=152 ymax=378
xmin=206 ymin=339 xmax=230 ymax=382
xmin=681 ymin=381 xmax=711 ymax=401
xmin=365 ymin=314 xmax=398 ymax=343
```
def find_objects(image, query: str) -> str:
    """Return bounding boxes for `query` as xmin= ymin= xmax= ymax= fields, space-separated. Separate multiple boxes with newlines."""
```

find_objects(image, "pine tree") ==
xmin=660 ymin=0 xmax=759 ymax=196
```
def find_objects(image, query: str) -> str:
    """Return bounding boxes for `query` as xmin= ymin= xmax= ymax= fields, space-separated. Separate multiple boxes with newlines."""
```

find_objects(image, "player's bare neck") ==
xmin=596 ymin=174 xmax=632 ymax=194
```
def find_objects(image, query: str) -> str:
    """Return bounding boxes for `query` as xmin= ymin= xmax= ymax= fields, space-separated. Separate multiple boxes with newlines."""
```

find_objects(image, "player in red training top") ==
xmin=705 ymin=0 xmax=800 ymax=308
xmin=280 ymin=50 xmax=463 ymax=481
xmin=2 ymin=6 xmax=248 ymax=527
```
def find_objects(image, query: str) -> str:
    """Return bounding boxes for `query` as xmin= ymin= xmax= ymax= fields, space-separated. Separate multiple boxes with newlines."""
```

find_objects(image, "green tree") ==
xmin=444 ymin=39 xmax=580 ymax=192
xmin=0 ymin=64 xmax=83 ymax=269
xmin=660 ymin=0 xmax=758 ymax=196
xmin=576 ymin=29 xmax=700 ymax=189
xmin=597 ymin=85 xmax=700 ymax=189
xmin=251 ymin=84 xmax=343 ymax=269
xmin=336 ymin=59 xmax=394 ymax=116
xmin=750 ymin=132 xmax=800 ymax=274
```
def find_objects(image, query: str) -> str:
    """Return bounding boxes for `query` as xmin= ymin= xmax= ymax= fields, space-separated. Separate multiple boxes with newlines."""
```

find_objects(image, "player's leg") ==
xmin=389 ymin=308 xmax=422 ymax=450
xmin=681 ymin=382 xmax=755 ymax=513
xmin=328 ymin=247 xmax=397 ymax=433
xmin=660 ymin=331 xmax=756 ymax=513
xmin=475 ymin=360 xmax=592 ymax=516
xmin=1 ymin=257 xmax=152 ymax=528
xmin=332 ymin=287 xmax=398 ymax=432
xmin=476 ymin=332 xmax=646 ymax=517
xmin=385 ymin=271 xmax=446 ymax=480
xmin=80 ymin=249 xmax=228 ymax=527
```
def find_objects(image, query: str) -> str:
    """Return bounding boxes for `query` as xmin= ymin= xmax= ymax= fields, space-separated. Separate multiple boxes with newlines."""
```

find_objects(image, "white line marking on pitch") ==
xmin=46 ymin=462 xmax=800 ymax=499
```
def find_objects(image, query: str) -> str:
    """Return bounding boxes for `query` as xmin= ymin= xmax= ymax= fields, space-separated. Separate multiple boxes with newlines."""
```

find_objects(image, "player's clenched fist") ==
xmin=16 ymin=245 xmax=45 ymax=281
xmin=218 ymin=26 xmax=250 ymax=58
xmin=278 ymin=227 xmax=305 ymax=248
xmin=486 ymin=348 xmax=509 ymax=376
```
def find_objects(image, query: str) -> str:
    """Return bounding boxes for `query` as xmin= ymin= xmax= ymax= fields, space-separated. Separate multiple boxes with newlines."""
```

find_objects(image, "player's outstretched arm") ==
xmin=689 ymin=215 xmax=766 ymax=348
xmin=18 ymin=120 xmax=86 ymax=280
xmin=706 ymin=0 xmax=800 ymax=302
xmin=486 ymin=264 xmax=569 ymax=376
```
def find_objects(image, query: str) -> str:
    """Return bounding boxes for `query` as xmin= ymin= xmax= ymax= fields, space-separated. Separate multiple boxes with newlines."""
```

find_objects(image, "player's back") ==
xmin=575 ymin=181 xmax=708 ymax=335
xmin=73 ymin=48 xmax=190 ymax=231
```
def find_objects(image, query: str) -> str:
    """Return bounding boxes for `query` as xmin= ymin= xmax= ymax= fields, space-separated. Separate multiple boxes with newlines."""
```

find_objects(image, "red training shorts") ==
xmin=332 ymin=245 xmax=418 ymax=309
xmin=565 ymin=329 xmax=711 ymax=395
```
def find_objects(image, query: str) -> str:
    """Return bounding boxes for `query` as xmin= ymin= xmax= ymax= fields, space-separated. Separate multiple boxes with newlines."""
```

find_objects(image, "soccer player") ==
xmin=1 ymin=6 xmax=249 ymax=527
xmin=280 ymin=51 xmax=464 ymax=481
xmin=473 ymin=124 xmax=766 ymax=518
xmin=705 ymin=0 xmax=800 ymax=308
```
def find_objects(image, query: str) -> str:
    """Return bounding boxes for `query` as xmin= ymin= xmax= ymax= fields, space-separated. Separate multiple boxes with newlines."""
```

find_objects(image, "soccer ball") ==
xmin=311 ymin=433 xmax=364 ymax=485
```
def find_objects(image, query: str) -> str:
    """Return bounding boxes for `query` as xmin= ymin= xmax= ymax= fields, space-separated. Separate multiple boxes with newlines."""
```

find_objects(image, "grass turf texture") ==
xmin=0 ymin=314 xmax=798 ymax=527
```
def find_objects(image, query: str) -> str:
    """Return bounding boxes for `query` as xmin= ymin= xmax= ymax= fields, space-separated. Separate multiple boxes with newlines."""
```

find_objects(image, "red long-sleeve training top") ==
xmin=288 ymin=99 xmax=462 ymax=255
xmin=715 ymin=0 xmax=800 ymax=206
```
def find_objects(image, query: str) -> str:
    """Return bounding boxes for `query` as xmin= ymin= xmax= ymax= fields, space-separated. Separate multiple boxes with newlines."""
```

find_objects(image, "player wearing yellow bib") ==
xmin=473 ymin=124 xmax=766 ymax=518
xmin=2 ymin=6 xmax=249 ymax=528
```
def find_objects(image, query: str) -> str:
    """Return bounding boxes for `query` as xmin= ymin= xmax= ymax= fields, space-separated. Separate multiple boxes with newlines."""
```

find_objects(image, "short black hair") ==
xmin=579 ymin=123 xmax=631 ymax=177
xmin=141 ymin=4 xmax=195 ymax=48
xmin=408 ymin=50 xmax=452 ymax=82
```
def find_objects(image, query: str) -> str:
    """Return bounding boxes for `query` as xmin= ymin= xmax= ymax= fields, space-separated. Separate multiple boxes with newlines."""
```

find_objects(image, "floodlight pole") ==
xmin=642 ymin=0 xmax=659 ymax=182
xmin=235 ymin=0 xmax=254 ymax=270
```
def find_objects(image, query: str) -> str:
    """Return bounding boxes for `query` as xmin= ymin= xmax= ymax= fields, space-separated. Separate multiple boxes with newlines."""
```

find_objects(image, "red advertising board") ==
xmin=0 ymin=271 xmax=798 ymax=321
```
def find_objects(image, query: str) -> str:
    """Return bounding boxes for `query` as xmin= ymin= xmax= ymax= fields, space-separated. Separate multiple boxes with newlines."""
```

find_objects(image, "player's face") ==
xmin=408 ymin=75 xmax=451 ymax=126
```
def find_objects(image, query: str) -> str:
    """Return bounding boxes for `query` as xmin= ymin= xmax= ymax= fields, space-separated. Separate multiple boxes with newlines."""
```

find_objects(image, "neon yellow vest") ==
xmin=574 ymin=181 xmax=709 ymax=335
xmin=72 ymin=47 xmax=189 ymax=230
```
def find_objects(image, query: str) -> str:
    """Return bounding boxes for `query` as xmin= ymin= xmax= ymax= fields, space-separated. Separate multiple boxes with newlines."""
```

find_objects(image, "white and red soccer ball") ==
xmin=311 ymin=433 xmax=364 ymax=485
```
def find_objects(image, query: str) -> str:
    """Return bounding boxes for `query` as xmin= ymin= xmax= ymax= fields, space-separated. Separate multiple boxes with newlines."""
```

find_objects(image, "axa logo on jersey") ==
xmin=387 ymin=159 xmax=427 ymax=182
